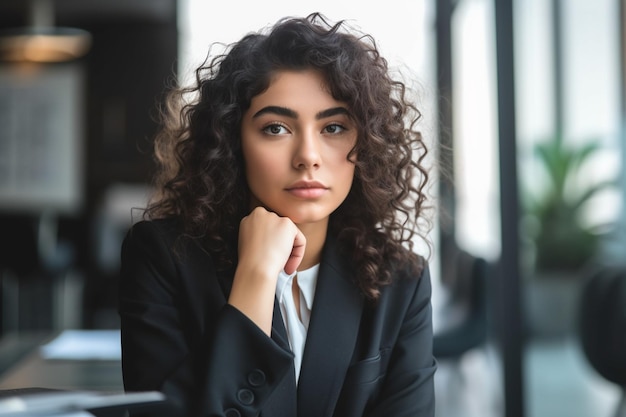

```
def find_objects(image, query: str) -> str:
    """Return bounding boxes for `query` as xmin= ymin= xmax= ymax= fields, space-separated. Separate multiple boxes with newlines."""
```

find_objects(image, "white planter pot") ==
xmin=524 ymin=271 xmax=584 ymax=339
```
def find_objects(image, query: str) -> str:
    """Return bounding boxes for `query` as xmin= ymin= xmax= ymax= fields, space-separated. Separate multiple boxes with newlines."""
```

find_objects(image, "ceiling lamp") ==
xmin=0 ymin=0 xmax=91 ymax=63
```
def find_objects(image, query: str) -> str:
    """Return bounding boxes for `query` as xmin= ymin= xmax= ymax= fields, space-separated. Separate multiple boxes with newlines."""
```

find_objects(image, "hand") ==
xmin=228 ymin=207 xmax=306 ymax=335
xmin=238 ymin=206 xmax=306 ymax=276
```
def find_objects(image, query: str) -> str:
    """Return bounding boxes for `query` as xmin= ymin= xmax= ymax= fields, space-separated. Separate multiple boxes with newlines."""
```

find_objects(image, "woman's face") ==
xmin=241 ymin=69 xmax=357 ymax=228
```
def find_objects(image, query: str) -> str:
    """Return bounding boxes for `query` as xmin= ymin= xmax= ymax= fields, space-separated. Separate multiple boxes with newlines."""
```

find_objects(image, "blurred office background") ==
xmin=0 ymin=0 xmax=625 ymax=416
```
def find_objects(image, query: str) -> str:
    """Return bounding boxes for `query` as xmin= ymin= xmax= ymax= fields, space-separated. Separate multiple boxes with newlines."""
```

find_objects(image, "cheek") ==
xmin=243 ymin=147 xmax=281 ymax=187
xmin=335 ymin=147 xmax=357 ymax=175
xmin=345 ymin=165 xmax=357 ymax=187
xmin=246 ymin=148 xmax=276 ymax=170
xmin=334 ymin=159 xmax=356 ymax=190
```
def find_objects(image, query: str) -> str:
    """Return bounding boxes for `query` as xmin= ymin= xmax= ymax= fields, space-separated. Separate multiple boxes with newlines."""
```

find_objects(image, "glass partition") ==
xmin=515 ymin=0 xmax=624 ymax=416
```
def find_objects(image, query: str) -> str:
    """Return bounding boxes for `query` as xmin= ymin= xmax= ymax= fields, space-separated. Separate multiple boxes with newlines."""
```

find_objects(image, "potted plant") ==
xmin=522 ymin=134 xmax=616 ymax=338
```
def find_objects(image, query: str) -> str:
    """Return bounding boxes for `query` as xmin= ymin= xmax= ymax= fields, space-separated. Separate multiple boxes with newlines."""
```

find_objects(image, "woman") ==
xmin=119 ymin=13 xmax=436 ymax=417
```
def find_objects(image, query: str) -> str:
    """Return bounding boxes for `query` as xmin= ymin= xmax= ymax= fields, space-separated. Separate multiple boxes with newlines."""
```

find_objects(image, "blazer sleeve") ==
xmin=119 ymin=220 xmax=294 ymax=417
xmin=366 ymin=266 xmax=437 ymax=417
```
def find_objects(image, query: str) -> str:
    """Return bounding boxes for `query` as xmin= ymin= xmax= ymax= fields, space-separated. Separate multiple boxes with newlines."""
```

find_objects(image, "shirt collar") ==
xmin=276 ymin=269 xmax=295 ymax=302
xmin=296 ymin=264 xmax=319 ymax=311
xmin=275 ymin=264 xmax=320 ymax=310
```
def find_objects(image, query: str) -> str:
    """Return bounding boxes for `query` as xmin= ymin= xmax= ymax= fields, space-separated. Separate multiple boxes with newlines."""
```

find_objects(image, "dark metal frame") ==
xmin=435 ymin=0 xmax=525 ymax=416
xmin=493 ymin=1 xmax=525 ymax=416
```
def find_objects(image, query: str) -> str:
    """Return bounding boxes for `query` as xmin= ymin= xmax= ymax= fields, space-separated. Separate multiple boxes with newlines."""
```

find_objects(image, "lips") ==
xmin=287 ymin=180 xmax=327 ymax=190
xmin=285 ymin=180 xmax=328 ymax=198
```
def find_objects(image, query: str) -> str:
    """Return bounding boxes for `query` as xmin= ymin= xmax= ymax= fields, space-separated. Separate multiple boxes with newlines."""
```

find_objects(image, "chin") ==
xmin=285 ymin=212 xmax=330 ymax=227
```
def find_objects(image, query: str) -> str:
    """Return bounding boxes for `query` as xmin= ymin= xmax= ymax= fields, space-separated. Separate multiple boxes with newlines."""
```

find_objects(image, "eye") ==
xmin=323 ymin=124 xmax=346 ymax=134
xmin=262 ymin=123 xmax=290 ymax=135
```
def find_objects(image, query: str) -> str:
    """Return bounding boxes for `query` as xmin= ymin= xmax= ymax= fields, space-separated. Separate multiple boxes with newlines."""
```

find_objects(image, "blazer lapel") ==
xmin=297 ymin=238 xmax=363 ymax=417
xmin=271 ymin=298 xmax=291 ymax=351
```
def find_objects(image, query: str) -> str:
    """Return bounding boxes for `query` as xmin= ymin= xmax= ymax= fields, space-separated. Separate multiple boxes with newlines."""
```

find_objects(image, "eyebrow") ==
xmin=252 ymin=106 xmax=351 ymax=120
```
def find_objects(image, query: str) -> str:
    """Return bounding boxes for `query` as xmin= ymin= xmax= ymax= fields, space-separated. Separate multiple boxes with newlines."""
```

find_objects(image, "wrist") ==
xmin=227 ymin=264 xmax=278 ymax=336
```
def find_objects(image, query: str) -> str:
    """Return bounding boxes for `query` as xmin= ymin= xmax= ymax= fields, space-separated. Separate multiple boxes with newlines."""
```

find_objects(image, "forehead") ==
xmin=248 ymin=69 xmax=344 ymax=111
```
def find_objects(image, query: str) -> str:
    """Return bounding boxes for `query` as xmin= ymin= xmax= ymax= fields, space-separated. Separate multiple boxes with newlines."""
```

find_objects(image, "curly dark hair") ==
xmin=146 ymin=13 xmax=432 ymax=300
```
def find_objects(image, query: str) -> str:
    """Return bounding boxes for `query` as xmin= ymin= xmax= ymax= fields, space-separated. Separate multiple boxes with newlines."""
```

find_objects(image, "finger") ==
xmin=284 ymin=228 xmax=306 ymax=275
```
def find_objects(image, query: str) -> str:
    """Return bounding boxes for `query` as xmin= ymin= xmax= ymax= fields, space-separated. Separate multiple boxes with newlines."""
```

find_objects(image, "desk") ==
xmin=0 ymin=331 xmax=123 ymax=392
xmin=0 ymin=332 xmax=176 ymax=417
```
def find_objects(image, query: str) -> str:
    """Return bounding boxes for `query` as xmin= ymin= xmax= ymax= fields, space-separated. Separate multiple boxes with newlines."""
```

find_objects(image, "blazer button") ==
xmin=237 ymin=388 xmax=255 ymax=405
xmin=224 ymin=408 xmax=241 ymax=417
xmin=248 ymin=369 xmax=266 ymax=387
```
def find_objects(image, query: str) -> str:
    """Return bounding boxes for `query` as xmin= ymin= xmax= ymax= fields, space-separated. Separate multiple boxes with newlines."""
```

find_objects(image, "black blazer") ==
xmin=119 ymin=219 xmax=436 ymax=417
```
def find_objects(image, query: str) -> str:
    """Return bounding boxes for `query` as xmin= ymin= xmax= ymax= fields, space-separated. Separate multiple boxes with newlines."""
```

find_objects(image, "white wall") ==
xmin=178 ymin=1 xmax=431 ymax=78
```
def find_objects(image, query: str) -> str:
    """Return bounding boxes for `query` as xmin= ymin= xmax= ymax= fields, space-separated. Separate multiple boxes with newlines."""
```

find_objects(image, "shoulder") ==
xmin=122 ymin=217 xmax=205 ymax=268
xmin=120 ymin=218 xmax=222 ymax=297
xmin=124 ymin=217 xmax=201 ymax=254
xmin=378 ymin=243 xmax=430 ymax=291
xmin=125 ymin=217 xmax=182 ymax=243
xmin=359 ymin=256 xmax=432 ymax=349
xmin=121 ymin=218 xmax=183 ymax=273
xmin=379 ymin=256 xmax=432 ymax=308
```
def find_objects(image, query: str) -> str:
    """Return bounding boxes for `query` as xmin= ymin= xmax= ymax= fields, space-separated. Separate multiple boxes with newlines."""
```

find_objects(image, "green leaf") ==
xmin=523 ymin=136 xmax=616 ymax=273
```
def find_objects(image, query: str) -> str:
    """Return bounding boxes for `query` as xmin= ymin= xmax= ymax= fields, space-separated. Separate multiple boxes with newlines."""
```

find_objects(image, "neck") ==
xmin=297 ymin=220 xmax=328 ymax=271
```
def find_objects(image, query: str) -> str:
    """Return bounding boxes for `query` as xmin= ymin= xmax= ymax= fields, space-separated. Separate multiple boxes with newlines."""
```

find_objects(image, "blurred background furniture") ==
xmin=0 ymin=0 xmax=178 ymax=335
xmin=578 ymin=264 xmax=626 ymax=417
xmin=434 ymin=241 xmax=491 ymax=360
xmin=433 ymin=241 xmax=501 ymax=417
xmin=0 ymin=330 xmax=122 ymax=392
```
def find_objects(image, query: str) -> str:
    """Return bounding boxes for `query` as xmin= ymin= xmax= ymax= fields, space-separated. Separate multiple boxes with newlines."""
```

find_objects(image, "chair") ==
xmin=578 ymin=264 xmax=626 ymax=417
xmin=432 ymin=244 xmax=499 ymax=417
xmin=434 ymin=245 xmax=490 ymax=359
xmin=0 ymin=213 xmax=77 ymax=333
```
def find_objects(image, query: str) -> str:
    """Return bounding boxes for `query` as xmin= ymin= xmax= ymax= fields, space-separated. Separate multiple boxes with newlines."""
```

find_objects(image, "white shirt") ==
xmin=275 ymin=264 xmax=319 ymax=383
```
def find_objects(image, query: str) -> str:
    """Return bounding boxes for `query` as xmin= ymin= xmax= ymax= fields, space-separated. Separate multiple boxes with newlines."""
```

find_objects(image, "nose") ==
xmin=292 ymin=130 xmax=321 ymax=170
